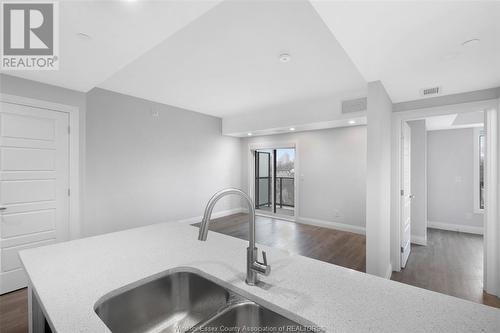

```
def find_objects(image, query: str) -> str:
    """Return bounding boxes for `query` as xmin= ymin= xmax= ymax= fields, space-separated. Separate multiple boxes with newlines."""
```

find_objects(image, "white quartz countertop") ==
xmin=20 ymin=221 xmax=500 ymax=333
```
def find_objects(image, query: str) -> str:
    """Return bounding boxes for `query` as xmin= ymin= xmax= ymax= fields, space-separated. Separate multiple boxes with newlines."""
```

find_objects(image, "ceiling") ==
xmin=2 ymin=0 xmax=499 ymax=117
xmin=311 ymin=0 xmax=500 ymax=102
xmin=98 ymin=0 xmax=366 ymax=117
xmin=0 ymin=0 xmax=221 ymax=91
xmin=425 ymin=111 xmax=484 ymax=131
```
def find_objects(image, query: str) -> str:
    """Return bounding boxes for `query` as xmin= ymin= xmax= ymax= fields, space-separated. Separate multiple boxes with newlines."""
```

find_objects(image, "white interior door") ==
xmin=401 ymin=121 xmax=412 ymax=268
xmin=0 ymin=101 xmax=69 ymax=294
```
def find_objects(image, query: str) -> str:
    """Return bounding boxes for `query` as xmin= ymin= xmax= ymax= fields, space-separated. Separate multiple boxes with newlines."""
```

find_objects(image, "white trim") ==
xmin=248 ymin=141 xmax=298 ymax=151
xmin=484 ymin=108 xmax=499 ymax=295
xmin=247 ymin=141 xmax=299 ymax=220
xmin=411 ymin=235 xmax=427 ymax=246
xmin=393 ymin=99 xmax=498 ymax=120
xmin=296 ymin=216 xmax=365 ymax=235
xmin=473 ymin=127 xmax=485 ymax=214
xmin=393 ymin=87 xmax=500 ymax=112
xmin=384 ymin=263 xmax=393 ymax=280
xmin=391 ymin=98 xmax=495 ymax=272
xmin=427 ymin=221 xmax=484 ymax=235
xmin=0 ymin=93 xmax=81 ymax=240
xmin=175 ymin=207 xmax=245 ymax=225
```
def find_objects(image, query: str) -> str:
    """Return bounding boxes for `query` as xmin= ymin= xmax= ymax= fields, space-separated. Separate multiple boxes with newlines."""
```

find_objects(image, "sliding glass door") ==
xmin=255 ymin=148 xmax=295 ymax=217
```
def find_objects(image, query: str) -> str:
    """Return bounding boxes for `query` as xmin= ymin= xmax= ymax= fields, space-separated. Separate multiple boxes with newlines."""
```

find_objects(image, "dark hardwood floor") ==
xmin=193 ymin=213 xmax=500 ymax=309
xmin=1 ymin=213 xmax=499 ymax=333
xmin=0 ymin=287 xmax=27 ymax=333
xmin=194 ymin=213 xmax=366 ymax=272
xmin=391 ymin=228 xmax=500 ymax=308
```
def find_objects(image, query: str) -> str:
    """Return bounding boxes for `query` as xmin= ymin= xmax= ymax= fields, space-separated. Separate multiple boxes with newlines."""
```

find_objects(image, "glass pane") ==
xmin=275 ymin=148 xmax=295 ymax=208
xmin=281 ymin=177 xmax=294 ymax=206
xmin=479 ymin=134 xmax=485 ymax=210
xmin=258 ymin=178 xmax=270 ymax=206
xmin=276 ymin=149 xmax=295 ymax=178
xmin=258 ymin=153 xmax=269 ymax=177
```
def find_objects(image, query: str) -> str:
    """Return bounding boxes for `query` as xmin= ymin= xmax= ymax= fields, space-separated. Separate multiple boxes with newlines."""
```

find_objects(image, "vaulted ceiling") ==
xmin=2 ymin=0 xmax=499 ymax=117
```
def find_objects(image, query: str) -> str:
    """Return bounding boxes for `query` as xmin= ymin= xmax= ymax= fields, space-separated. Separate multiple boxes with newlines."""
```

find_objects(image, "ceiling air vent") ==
xmin=342 ymin=97 xmax=367 ymax=114
xmin=420 ymin=86 xmax=441 ymax=97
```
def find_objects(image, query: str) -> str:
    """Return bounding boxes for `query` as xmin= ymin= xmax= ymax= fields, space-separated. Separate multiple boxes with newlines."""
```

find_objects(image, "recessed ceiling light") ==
xmin=76 ymin=32 xmax=91 ymax=39
xmin=289 ymin=127 xmax=295 ymax=131
xmin=247 ymin=133 xmax=252 ymax=136
xmin=348 ymin=120 xmax=356 ymax=125
xmin=462 ymin=38 xmax=480 ymax=47
xmin=279 ymin=53 xmax=291 ymax=63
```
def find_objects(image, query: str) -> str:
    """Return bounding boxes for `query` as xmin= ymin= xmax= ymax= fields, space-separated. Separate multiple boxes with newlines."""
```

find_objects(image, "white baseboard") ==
xmin=427 ymin=221 xmax=483 ymax=235
xmin=0 ymin=268 xmax=27 ymax=295
xmin=411 ymin=235 xmax=427 ymax=246
xmin=175 ymin=207 xmax=245 ymax=225
xmin=296 ymin=217 xmax=365 ymax=235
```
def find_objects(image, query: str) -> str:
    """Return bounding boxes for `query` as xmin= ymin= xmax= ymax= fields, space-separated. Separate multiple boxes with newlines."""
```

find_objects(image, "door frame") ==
xmin=391 ymin=99 xmax=498 ymax=274
xmin=247 ymin=141 xmax=299 ymax=221
xmin=0 ymin=93 xmax=81 ymax=239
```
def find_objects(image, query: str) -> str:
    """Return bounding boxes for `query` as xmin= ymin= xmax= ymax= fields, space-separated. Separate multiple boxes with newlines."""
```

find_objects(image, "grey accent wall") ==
xmin=241 ymin=125 xmax=367 ymax=230
xmin=427 ymin=128 xmax=483 ymax=228
xmin=85 ymin=88 xmax=242 ymax=236
xmin=408 ymin=120 xmax=427 ymax=243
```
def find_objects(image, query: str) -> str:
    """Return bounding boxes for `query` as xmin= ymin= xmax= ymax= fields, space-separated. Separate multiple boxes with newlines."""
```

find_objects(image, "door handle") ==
xmin=409 ymin=194 xmax=415 ymax=199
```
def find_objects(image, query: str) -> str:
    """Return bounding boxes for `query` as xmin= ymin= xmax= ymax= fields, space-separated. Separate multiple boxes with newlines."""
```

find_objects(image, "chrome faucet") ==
xmin=198 ymin=188 xmax=271 ymax=285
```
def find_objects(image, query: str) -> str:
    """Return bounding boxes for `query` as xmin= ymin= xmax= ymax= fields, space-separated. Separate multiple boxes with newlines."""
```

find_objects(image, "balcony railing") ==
xmin=255 ymin=176 xmax=294 ymax=209
xmin=276 ymin=176 xmax=294 ymax=208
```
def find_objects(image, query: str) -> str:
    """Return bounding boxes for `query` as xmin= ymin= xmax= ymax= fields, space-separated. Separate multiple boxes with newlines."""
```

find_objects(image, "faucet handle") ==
xmin=262 ymin=250 xmax=267 ymax=266
xmin=256 ymin=250 xmax=270 ymax=276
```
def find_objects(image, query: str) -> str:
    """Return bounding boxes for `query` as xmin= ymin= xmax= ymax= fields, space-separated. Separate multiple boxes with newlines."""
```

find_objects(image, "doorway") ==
xmin=392 ymin=109 xmax=499 ymax=305
xmin=254 ymin=148 xmax=295 ymax=218
xmin=0 ymin=94 xmax=80 ymax=295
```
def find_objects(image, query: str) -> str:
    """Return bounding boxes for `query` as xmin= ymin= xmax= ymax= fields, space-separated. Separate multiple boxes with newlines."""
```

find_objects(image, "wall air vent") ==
xmin=420 ymin=86 xmax=441 ymax=97
xmin=342 ymin=97 xmax=367 ymax=114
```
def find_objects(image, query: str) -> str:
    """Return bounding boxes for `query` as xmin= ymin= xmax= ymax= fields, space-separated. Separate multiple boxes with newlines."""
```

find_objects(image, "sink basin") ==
xmin=192 ymin=301 xmax=312 ymax=333
xmin=95 ymin=271 xmax=230 ymax=333
xmin=95 ymin=271 xmax=319 ymax=333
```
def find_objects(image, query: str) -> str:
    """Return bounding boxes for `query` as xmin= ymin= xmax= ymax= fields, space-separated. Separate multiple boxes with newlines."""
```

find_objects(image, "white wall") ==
xmin=241 ymin=126 xmax=366 ymax=233
xmin=85 ymin=88 xmax=242 ymax=236
xmin=408 ymin=120 xmax=427 ymax=244
xmin=366 ymin=81 xmax=392 ymax=278
xmin=427 ymin=128 xmax=483 ymax=233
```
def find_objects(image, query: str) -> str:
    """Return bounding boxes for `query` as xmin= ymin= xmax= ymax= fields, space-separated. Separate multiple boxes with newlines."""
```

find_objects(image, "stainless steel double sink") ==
xmin=95 ymin=270 xmax=319 ymax=333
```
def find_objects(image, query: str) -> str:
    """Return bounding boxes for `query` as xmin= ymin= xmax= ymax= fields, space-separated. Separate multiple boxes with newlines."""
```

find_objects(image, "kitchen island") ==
xmin=20 ymin=221 xmax=500 ymax=332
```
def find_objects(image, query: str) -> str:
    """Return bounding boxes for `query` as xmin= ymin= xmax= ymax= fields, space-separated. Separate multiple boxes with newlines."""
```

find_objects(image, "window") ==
xmin=479 ymin=133 xmax=485 ymax=210
xmin=474 ymin=128 xmax=485 ymax=212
